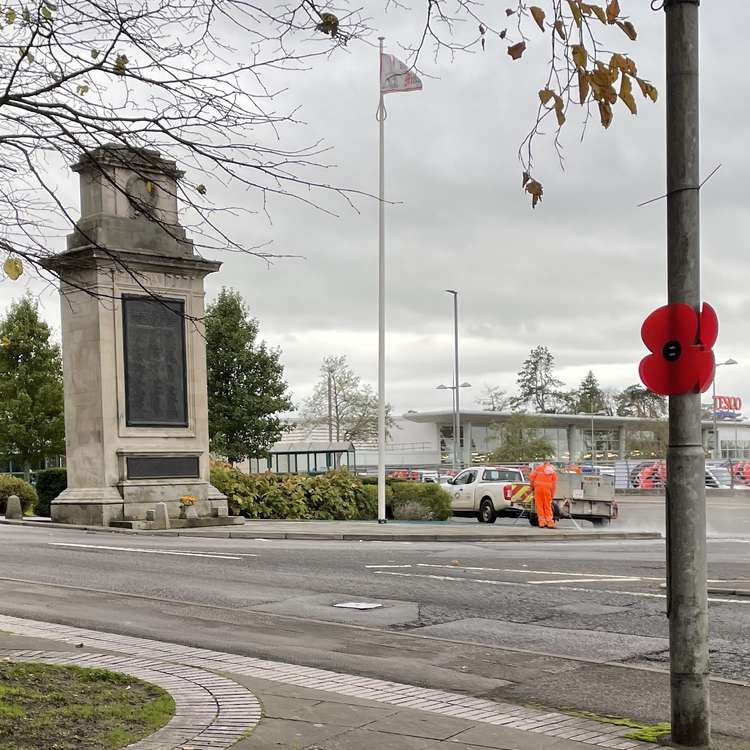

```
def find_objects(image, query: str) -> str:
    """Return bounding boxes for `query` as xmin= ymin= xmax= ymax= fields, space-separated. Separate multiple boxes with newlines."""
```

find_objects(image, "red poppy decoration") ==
xmin=639 ymin=303 xmax=718 ymax=396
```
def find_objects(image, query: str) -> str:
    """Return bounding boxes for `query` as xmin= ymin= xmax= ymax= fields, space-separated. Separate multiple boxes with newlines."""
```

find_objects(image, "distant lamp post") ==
xmin=436 ymin=381 xmax=472 ymax=470
xmin=712 ymin=358 xmax=738 ymax=459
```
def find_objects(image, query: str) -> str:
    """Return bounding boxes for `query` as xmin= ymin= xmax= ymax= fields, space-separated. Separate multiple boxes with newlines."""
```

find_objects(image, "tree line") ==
xmin=478 ymin=345 xmax=666 ymax=419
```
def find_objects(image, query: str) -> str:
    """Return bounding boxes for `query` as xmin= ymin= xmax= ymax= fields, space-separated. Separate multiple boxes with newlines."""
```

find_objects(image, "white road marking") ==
xmin=364 ymin=564 xmax=413 ymax=568
xmin=528 ymin=577 xmax=643 ymax=584
xmin=415 ymin=564 xmax=665 ymax=581
xmin=374 ymin=571 xmax=750 ymax=604
xmin=49 ymin=543 xmax=242 ymax=560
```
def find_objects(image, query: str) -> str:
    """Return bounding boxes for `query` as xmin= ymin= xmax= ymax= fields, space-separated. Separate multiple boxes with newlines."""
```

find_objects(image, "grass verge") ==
xmin=0 ymin=661 xmax=175 ymax=750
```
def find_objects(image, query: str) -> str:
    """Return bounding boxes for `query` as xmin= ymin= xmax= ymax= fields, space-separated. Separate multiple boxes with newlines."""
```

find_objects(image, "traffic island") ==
xmin=0 ymin=661 xmax=175 ymax=750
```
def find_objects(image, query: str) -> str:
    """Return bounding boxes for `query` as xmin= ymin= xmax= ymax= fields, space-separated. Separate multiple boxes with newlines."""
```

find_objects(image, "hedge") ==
xmin=0 ymin=475 xmax=38 ymax=515
xmin=34 ymin=468 xmax=67 ymax=517
xmin=209 ymin=464 xmax=447 ymax=521
xmin=390 ymin=482 xmax=452 ymax=521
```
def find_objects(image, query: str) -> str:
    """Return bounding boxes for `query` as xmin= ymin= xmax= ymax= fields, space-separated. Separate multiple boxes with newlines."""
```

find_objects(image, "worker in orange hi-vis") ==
xmin=530 ymin=463 xmax=557 ymax=529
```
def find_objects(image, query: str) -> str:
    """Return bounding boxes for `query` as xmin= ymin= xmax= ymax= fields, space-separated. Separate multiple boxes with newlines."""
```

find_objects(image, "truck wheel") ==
xmin=479 ymin=498 xmax=497 ymax=524
xmin=528 ymin=512 xmax=540 ymax=527
xmin=591 ymin=518 xmax=611 ymax=527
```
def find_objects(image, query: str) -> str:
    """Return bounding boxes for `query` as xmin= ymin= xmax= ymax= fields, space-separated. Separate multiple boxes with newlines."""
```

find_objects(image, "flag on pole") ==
xmin=380 ymin=53 xmax=422 ymax=95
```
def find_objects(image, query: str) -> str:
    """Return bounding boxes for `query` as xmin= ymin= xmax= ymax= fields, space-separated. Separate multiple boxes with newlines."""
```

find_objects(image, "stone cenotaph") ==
xmin=42 ymin=145 xmax=236 ymax=527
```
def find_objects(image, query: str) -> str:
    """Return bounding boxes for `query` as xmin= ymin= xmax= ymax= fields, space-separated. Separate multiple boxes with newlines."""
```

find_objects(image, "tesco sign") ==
xmin=714 ymin=396 xmax=742 ymax=412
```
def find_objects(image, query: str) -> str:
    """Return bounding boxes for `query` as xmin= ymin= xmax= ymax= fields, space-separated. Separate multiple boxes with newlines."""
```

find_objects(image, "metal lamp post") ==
xmin=437 ymin=382 xmax=471 ymax=470
xmin=711 ymin=358 xmax=738 ymax=459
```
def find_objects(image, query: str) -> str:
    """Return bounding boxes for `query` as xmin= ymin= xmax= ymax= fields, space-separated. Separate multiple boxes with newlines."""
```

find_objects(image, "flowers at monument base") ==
xmin=639 ymin=302 xmax=717 ymax=397
xmin=179 ymin=495 xmax=197 ymax=506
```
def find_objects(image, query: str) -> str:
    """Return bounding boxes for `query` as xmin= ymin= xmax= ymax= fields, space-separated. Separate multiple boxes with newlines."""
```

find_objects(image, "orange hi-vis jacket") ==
xmin=529 ymin=464 xmax=557 ymax=496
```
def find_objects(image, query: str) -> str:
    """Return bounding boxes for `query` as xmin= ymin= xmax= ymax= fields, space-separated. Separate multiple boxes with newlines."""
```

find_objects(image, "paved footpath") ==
xmin=0 ymin=614 xmax=664 ymax=750
xmin=0 ymin=517 xmax=661 ymax=543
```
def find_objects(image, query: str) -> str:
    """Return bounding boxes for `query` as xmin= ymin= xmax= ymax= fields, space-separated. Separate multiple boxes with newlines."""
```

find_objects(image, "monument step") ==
xmin=111 ymin=517 xmax=245 ymax=530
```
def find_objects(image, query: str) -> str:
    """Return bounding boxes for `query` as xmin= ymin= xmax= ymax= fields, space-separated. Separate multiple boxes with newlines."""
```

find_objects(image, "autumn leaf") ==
xmin=3 ymin=257 xmax=23 ymax=281
xmin=555 ymin=104 xmax=566 ymax=126
xmin=617 ymin=20 xmax=637 ymax=40
xmin=76 ymin=84 xmax=89 ymax=96
xmin=525 ymin=179 xmax=544 ymax=208
xmin=522 ymin=171 xmax=531 ymax=187
xmin=21 ymin=7 xmax=30 ymax=21
xmin=599 ymin=100 xmax=613 ymax=129
xmin=316 ymin=12 xmax=339 ymax=37
xmin=539 ymin=89 xmax=555 ymax=105
xmin=114 ymin=54 xmax=128 ymax=74
xmin=145 ymin=180 xmax=154 ymax=193
xmin=530 ymin=6 xmax=545 ymax=32
xmin=578 ymin=70 xmax=590 ymax=104
xmin=619 ymin=74 xmax=637 ymax=115
xmin=5 ymin=8 xmax=17 ymax=24
xmin=636 ymin=77 xmax=658 ymax=103
xmin=91 ymin=49 xmax=100 ymax=60
xmin=499 ymin=28 xmax=507 ymax=39
xmin=571 ymin=44 xmax=587 ymax=70
xmin=505 ymin=7 xmax=514 ymax=16
xmin=568 ymin=0 xmax=582 ymax=27
xmin=589 ymin=4 xmax=607 ymax=23
xmin=507 ymin=41 xmax=526 ymax=60
xmin=0 ymin=336 xmax=9 ymax=348
xmin=554 ymin=20 xmax=566 ymax=39
xmin=606 ymin=0 xmax=620 ymax=23
xmin=196 ymin=184 xmax=207 ymax=195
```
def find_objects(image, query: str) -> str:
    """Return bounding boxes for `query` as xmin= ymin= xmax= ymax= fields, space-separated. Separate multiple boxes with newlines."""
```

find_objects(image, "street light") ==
xmin=712 ymin=358 xmax=738 ymax=459
xmin=445 ymin=290 xmax=461 ymax=470
xmin=436 ymin=382 xmax=472 ymax=470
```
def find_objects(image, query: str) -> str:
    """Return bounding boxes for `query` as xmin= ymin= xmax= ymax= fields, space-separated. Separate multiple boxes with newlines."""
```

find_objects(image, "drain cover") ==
xmin=333 ymin=602 xmax=383 ymax=610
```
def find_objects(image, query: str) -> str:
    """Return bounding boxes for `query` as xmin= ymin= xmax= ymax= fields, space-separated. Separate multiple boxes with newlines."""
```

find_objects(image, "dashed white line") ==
xmin=49 ymin=543 xmax=242 ymax=560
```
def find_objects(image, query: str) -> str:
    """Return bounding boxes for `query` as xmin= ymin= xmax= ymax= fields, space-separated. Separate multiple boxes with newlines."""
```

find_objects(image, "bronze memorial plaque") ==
xmin=123 ymin=296 xmax=188 ymax=427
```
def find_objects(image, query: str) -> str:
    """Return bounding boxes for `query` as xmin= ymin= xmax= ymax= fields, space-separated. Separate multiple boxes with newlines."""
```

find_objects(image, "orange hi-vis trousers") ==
xmin=534 ymin=485 xmax=554 ymax=528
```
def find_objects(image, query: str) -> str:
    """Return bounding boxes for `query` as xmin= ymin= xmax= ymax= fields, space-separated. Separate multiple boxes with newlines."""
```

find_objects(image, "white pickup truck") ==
xmin=446 ymin=465 xmax=619 ymax=526
xmin=445 ymin=466 xmax=527 ymax=523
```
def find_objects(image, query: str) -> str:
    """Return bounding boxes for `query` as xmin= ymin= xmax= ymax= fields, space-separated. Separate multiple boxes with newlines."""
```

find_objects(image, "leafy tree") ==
xmin=0 ymin=296 xmax=64 ymax=480
xmin=488 ymin=415 xmax=554 ymax=463
xmin=572 ymin=370 xmax=608 ymax=414
xmin=626 ymin=424 xmax=668 ymax=459
xmin=205 ymin=289 xmax=292 ymax=464
xmin=511 ymin=346 xmax=564 ymax=413
xmin=302 ymin=355 xmax=392 ymax=443
xmin=616 ymin=384 xmax=667 ymax=419
xmin=477 ymin=385 xmax=510 ymax=412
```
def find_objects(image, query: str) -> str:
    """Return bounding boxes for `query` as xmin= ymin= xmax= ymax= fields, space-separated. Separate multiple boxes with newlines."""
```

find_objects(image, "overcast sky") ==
xmin=3 ymin=3 xmax=748 ymax=415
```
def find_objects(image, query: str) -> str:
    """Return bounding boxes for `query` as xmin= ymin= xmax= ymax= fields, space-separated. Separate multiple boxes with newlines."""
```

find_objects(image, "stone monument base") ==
xmin=110 ymin=516 xmax=245 ymax=531
xmin=51 ymin=488 xmax=125 ymax=526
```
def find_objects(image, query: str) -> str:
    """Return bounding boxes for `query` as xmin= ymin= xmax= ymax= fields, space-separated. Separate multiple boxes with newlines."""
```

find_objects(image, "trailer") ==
xmin=503 ymin=472 xmax=618 ymax=527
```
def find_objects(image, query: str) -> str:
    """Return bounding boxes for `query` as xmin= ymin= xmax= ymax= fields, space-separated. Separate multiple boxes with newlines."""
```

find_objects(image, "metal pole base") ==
xmin=663 ymin=739 xmax=710 ymax=750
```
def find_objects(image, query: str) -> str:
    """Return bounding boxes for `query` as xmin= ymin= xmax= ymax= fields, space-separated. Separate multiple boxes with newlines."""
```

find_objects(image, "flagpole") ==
xmin=376 ymin=36 xmax=387 ymax=523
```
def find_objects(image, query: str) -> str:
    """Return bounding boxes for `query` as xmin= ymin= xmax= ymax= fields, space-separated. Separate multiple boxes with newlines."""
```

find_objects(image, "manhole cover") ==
xmin=333 ymin=602 xmax=383 ymax=610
